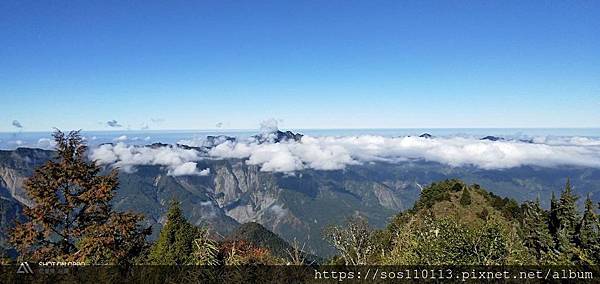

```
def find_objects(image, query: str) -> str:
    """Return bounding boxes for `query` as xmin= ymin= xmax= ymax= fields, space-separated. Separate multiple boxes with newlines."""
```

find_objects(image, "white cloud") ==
xmin=168 ymin=162 xmax=200 ymax=176
xmin=208 ymin=135 xmax=600 ymax=171
xmin=177 ymin=138 xmax=203 ymax=147
xmin=259 ymin=118 xmax=281 ymax=133
xmin=11 ymin=140 xmax=24 ymax=146
xmin=269 ymin=204 xmax=288 ymax=218
xmin=106 ymin=120 xmax=122 ymax=128
xmin=12 ymin=120 xmax=23 ymax=128
xmin=199 ymin=168 xmax=210 ymax=176
xmin=37 ymin=138 xmax=56 ymax=149
xmin=178 ymin=135 xmax=233 ymax=148
xmin=90 ymin=143 xmax=203 ymax=176
xmin=532 ymin=136 xmax=600 ymax=146
xmin=90 ymin=135 xmax=600 ymax=174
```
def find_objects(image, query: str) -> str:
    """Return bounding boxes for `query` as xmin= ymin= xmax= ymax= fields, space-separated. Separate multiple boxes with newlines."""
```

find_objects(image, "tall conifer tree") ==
xmin=148 ymin=201 xmax=203 ymax=264
xmin=9 ymin=130 xmax=149 ymax=264
xmin=522 ymin=200 xmax=554 ymax=262
xmin=549 ymin=192 xmax=560 ymax=237
xmin=576 ymin=195 xmax=599 ymax=263
xmin=556 ymin=178 xmax=579 ymax=247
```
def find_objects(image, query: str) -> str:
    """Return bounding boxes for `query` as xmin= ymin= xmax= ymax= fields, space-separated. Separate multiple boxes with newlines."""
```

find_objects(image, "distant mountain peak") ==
xmin=253 ymin=130 xmax=304 ymax=144
xmin=480 ymin=135 xmax=504 ymax=141
xmin=148 ymin=142 xmax=171 ymax=149
xmin=206 ymin=135 xmax=236 ymax=146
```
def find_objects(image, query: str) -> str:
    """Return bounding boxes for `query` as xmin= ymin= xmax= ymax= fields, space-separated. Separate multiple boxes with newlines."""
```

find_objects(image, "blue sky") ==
xmin=1 ymin=1 xmax=599 ymax=132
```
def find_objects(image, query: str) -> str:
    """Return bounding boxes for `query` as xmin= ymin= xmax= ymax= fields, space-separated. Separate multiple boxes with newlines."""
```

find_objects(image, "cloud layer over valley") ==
xmin=91 ymin=143 xmax=210 ymax=176
xmin=89 ymin=134 xmax=600 ymax=175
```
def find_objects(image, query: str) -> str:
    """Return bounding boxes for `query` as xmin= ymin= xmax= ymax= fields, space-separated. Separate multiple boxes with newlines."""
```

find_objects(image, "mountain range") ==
xmin=2 ymin=131 xmax=600 ymax=258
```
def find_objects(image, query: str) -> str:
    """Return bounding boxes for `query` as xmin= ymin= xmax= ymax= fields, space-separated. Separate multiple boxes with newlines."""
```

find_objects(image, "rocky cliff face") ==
xmin=113 ymin=158 xmax=415 ymax=256
xmin=0 ymin=148 xmax=55 ymax=255
xmin=213 ymin=161 xmax=280 ymax=222
xmin=203 ymin=161 xmax=416 ymax=255
xmin=1 ymin=167 xmax=30 ymax=207
xmin=0 ymin=148 xmax=54 ymax=207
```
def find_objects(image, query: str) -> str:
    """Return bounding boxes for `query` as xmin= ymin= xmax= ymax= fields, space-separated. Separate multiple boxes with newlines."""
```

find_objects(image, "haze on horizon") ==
xmin=1 ymin=1 xmax=599 ymax=132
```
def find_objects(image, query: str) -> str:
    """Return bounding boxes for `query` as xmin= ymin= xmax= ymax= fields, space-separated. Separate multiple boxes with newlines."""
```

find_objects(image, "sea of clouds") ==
xmin=89 ymin=135 xmax=600 ymax=176
xmin=91 ymin=143 xmax=210 ymax=176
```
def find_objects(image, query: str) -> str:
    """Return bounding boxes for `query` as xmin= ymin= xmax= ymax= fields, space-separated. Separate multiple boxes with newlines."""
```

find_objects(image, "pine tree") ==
xmin=521 ymin=200 xmax=554 ymax=262
xmin=148 ymin=200 xmax=204 ymax=264
xmin=577 ymin=195 xmax=598 ymax=249
xmin=459 ymin=187 xmax=472 ymax=207
xmin=556 ymin=178 xmax=579 ymax=249
xmin=549 ymin=192 xmax=560 ymax=237
xmin=9 ymin=130 xmax=149 ymax=264
xmin=575 ymin=195 xmax=599 ymax=263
